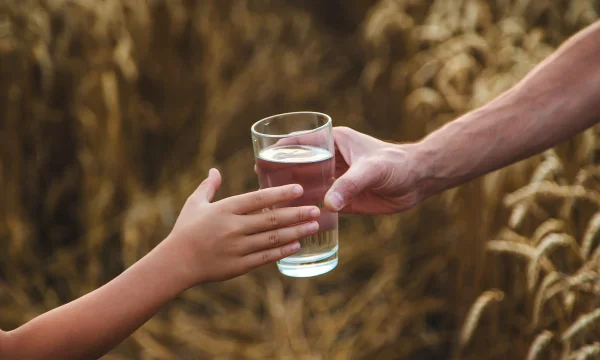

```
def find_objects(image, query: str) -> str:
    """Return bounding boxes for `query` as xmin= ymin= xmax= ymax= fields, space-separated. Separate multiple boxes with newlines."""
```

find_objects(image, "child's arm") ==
xmin=0 ymin=169 xmax=319 ymax=360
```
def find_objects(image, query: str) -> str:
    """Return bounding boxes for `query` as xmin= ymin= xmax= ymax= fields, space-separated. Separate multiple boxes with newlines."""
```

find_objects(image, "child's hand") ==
xmin=167 ymin=168 xmax=320 ymax=285
xmin=0 ymin=169 xmax=319 ymax=360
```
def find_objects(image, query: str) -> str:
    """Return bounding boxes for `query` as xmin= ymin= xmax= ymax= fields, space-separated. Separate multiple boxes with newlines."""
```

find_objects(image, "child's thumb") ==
xmin=193 ymin=168 xmax=222 ymax=203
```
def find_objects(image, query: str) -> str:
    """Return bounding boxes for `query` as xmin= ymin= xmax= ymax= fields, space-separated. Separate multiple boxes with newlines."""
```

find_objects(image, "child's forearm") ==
xmin=415 ymin=20 xmax=600 ymax=197
xmin=1 ymin=238 xmax=189 ymax=360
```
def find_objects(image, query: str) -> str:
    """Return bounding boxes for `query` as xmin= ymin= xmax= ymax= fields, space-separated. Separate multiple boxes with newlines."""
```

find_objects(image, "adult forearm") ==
xmin=415 ymin=21 xmax=600 ymax=197
xmin=3 ymin=239 xmax=189 ymax=360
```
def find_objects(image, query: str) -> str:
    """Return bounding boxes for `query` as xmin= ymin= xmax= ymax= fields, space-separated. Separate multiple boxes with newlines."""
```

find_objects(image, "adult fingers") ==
xmin=220 ymin=184 xmax=303 ymax=214
xmin=241 ymin=206 xmax=320 ymax=234
xmin=241 ymin=220 xmax=318 ymax=255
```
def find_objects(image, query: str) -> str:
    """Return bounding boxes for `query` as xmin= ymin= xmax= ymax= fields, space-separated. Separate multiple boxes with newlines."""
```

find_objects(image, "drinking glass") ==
xmin=251 ymin=111 xmax=338 ymax=277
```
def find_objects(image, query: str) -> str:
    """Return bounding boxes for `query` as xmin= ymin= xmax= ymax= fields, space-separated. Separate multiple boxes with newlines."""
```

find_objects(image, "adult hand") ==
xmin=324 ymin=127 xmax=423 ymax=214
xmin=253 ymin=126 xmax=424 ymax=215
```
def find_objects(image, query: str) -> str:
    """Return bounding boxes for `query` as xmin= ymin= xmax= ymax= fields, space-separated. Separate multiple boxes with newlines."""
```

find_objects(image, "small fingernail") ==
xmin=291 ymin=242 xmax=301 ymax=251
xmin=307 ymin=222 xmax=318 ymax=233
xmin=327 ymin=192 xmax=344 ymax=210
xmin=293 ymin=185 xmax=303 ymax=195
xmin=309 ymin=208 xmax=320 ymax=217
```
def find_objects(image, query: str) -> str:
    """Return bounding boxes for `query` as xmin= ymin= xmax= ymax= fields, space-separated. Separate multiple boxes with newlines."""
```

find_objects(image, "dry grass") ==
xmin=0 ymin=0 xmax=599 ymax=359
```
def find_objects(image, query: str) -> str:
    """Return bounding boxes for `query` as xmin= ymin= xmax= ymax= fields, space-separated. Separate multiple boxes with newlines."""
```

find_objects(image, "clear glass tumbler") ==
xmin=251 ymin=111 xmax=338 ymax=277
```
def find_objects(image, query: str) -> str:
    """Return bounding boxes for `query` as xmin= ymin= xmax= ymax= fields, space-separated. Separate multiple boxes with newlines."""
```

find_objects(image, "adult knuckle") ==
xmin=261 ymin=251 xmax=271 ymax=263
xmin=340 ymin=177 xmax=359 ymax=195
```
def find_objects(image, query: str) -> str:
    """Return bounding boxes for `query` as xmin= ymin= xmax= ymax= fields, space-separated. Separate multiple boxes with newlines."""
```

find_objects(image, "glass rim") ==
xmin=251 ymin=111 xmax=332 ymax=139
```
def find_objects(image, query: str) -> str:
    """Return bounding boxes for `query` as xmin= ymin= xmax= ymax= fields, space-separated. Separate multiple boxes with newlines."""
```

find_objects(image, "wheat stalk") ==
xmin=567 ymin=271 xmax=598 ymax=290
xmin=568 ymin=342 xmax=600 ymax=360
xmin=505 ymin=182 xmax=600 ymax=208
xmin=564 ymin=291 xmax=577 ymax=316
xmin=509 ymin=152 xmax=562 ymax=228
xmin=532 ymin=271 xmax=563 ymax=329
xmin=532 ymin=218 xmax=566 ymax=246
xmin=497 ymin=227 xmax=531 ymax=244
xmin=561 ymin=165 xmax=600 ymax=218
xmin=561 ymin=308 xmax=600 ymax=342
xmin=526 ymin=330 xmax=554 ymax=360
xmin=527 ymin=233 xmax=580 ymax=292
xmin=459 ymin=289 xmax=504 ymax=348
xmin=487 ymin=240 xmax=556 ymax=277
xmin=486 ymin=240 xmax=537 ymax=259
xmin=581 ymin=212 xmax=600 ymax=259
xmin=540 ymin=272 xmax=598 ymax=316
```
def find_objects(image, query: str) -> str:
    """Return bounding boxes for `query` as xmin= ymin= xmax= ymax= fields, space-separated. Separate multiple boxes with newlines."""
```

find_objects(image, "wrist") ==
xmin=410 ymin=109 xmax=484 ymax=199
xmin=410 ymin=136 xmax=443 ymax=201
xmin=148 ymin=235 xmax=199 ymax=293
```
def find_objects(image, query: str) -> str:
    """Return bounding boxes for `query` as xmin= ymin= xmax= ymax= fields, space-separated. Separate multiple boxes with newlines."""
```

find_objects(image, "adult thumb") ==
xmin=324 ymin=163 xmax=379 ymax=212
xmin=193 ymin=168 xmax=222 ymax=203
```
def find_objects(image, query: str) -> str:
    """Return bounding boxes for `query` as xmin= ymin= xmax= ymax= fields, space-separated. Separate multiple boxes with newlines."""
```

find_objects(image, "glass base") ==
xmin=277 ymin=246 xmax=338 ymax=277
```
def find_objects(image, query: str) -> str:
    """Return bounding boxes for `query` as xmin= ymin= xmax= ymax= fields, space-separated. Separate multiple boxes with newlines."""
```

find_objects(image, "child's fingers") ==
xmin=243 ymin=241 xmax=301 ymax=269
xmin=241 ymin=206 xmax=320 ymax=234
xmin=241 ymin=221 xmax=318 ymax=255
xmin=221 ymin=184 xmax=303 ymax=214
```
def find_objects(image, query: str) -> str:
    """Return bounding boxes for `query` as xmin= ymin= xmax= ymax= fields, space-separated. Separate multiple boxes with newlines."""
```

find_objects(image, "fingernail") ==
xmin=327 ymin=192 xmax=344 ymax=210
xmin=293 ymin=185 xmax=303 ymax=195
xmin=307 ymin=222 xmax=318 ymax=233
xmin=309 ymin=208 xmax=320 ymax=217
xmin=291 ymin=242 xmax=301 ymax=251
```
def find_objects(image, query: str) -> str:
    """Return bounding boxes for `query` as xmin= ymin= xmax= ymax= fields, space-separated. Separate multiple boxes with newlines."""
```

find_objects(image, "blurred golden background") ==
xmin=1 ymin=0 xmax=600 ymax=359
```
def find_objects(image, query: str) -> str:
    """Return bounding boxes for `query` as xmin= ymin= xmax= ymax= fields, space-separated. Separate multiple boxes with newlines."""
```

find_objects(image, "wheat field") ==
xmin=1 ymin=0 xmax=599 ymax=359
